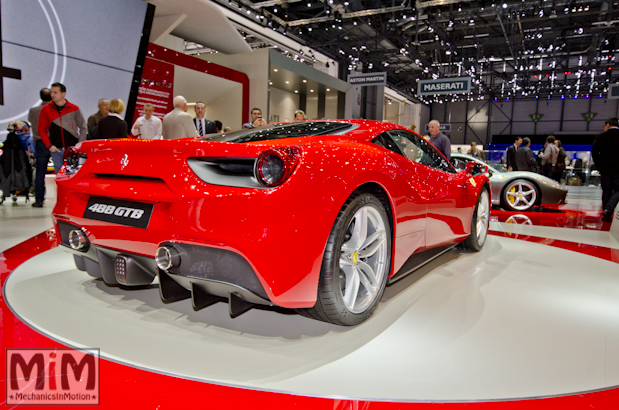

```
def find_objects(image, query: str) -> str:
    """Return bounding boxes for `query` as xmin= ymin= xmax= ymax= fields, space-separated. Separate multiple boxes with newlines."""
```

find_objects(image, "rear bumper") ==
xmin=57 ymin=221 xmax=272 ymax=312
xmin=52 ymin=171 xmax=336 ymax=308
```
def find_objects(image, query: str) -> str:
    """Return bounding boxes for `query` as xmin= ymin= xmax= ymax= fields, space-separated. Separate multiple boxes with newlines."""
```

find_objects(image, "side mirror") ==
xmin=465 ymin=161 xmax=488 ymax=176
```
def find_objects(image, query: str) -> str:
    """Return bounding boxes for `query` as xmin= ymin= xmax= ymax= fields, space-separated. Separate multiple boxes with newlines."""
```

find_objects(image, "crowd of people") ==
xmin=16 ymin=86 xmax=309 ymax=206
xmin=504 ymin=135 xmax=567 ymax=181
xmin=9 ymin=85 xmax=618 ymax=219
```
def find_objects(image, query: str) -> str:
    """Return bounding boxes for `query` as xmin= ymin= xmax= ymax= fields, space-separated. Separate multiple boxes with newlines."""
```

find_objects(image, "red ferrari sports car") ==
xmin=53 ymin=120 xmax=490 ymax=326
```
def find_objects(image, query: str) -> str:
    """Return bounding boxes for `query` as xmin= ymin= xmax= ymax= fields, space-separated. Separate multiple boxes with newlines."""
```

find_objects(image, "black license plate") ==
xmin=83 ymin=197 xmax=153 ymax=229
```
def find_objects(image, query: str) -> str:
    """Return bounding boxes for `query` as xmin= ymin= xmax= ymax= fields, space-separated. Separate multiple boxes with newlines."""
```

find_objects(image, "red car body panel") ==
xmin=52 ymin=120 xmax=489 ymax=308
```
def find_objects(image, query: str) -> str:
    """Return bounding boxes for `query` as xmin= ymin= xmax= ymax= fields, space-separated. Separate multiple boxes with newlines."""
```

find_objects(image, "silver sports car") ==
xmin=451 ymin=153 xmax=568 ymax=212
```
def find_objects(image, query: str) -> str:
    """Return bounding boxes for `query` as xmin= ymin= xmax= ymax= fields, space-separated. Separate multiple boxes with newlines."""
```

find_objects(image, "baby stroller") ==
xmin=0 ymin=122 xmax=33 ymax=204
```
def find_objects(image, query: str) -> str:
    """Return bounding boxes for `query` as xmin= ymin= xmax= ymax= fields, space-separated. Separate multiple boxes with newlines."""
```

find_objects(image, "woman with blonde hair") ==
xmin=95 ymin=98 xmax=128 ymax=140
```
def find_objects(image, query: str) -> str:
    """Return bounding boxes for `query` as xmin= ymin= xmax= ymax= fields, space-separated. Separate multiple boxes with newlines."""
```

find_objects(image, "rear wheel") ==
xmin=298 ymin=193 xmax=392 ymax=326
xmin=501 ymin=179 xmax=538 ymax=211
xmin=460 ymin=188 xmax=490 ymax=251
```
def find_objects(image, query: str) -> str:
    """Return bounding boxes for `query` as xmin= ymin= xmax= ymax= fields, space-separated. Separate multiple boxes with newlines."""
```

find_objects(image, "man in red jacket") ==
xmin=37 ymin=82 xmax=87 ymax=177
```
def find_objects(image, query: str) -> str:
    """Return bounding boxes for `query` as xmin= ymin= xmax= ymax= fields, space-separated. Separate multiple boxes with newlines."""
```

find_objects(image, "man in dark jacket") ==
xmin=516 ymin=137 xmax=536 ymax=172
xmin=38 ymin=82 xmax=87 ymax=173
xmin=193 ymin=101 xmax=217 ymax=136
xmin=428 ymin=119 xmax=451 ymax=160
xmin=592 ymin=117 xmax=619 ymax=222
xmin=506 ymin=136 xmax=522 ymax=171
xmin=29 ymin=88 xmax=51 ymax=207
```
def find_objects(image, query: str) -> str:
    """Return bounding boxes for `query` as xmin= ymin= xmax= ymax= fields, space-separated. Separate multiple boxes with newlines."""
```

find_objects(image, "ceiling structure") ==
xmin=191 ymin=0 xmax=619 ymax=103
xmin=148 ymin=0 xmax=252 ymax=54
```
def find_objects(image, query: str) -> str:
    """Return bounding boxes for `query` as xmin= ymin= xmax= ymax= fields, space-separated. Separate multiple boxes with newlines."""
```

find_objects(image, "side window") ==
xmin=372 ymin=133 xmax=403 ymax=156
xmin=387 ymin=130 xmax=455 ymax=173
xmin=451 ymin=157 xmax=468 ymax=171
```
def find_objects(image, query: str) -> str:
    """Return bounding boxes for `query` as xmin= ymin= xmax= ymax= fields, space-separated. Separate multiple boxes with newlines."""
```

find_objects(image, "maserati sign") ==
xmin=418 ymin=77 xmax=472 ymax=96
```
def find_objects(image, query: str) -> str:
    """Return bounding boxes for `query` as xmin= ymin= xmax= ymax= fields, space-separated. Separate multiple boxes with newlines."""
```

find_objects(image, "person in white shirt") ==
xmin=131 ymin=103 xmax=162 ymax=139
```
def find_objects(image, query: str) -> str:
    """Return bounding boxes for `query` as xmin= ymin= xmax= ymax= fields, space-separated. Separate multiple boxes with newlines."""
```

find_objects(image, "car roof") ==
xmin=200 ymin=120 xmax=408 ymax=144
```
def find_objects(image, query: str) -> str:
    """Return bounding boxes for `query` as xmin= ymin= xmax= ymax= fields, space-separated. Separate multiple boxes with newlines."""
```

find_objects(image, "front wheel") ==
xmin=460 ymin=187 xmax=490 ymax=251
xmin=501 ymin=179 xmax=538 ymax=211
xmin=298 ymin=193 xmax=392 ymax=326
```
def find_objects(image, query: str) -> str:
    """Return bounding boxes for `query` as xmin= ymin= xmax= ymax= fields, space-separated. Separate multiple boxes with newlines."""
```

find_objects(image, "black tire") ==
xmin=501 ymin=179 xmax=539 ymax=212
xmin=460 ymin=187 xmax=490 ymax=252
xmin=296 ymin=192 xmax=392 ymax=326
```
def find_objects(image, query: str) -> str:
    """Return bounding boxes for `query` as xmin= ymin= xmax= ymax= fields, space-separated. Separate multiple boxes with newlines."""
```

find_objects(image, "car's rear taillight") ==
xmin=62 ymin=147 xmax=87 ymax=176
xmin=254 ymin=147 xmax=300 ymax=187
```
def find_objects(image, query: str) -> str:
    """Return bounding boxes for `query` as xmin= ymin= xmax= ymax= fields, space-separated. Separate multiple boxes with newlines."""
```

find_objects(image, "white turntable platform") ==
xmin=5 ymin=235 xmax=619 ymax=402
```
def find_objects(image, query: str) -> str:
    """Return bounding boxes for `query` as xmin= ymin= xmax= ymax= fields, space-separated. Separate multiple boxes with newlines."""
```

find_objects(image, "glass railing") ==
xmin=561 ymin=167 xmax=601 ymax=187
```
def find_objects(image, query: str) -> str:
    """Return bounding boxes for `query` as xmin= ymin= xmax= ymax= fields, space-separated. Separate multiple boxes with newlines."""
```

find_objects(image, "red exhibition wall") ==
xmin=134 ymin=58 xmax=175 ymax=121
xmin=132 ymin=43 xmax=250 ymax=125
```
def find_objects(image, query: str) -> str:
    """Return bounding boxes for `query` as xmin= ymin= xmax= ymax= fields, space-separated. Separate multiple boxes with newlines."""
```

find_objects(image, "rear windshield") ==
xmin=200 ymin=121 xmax=354 ymax=143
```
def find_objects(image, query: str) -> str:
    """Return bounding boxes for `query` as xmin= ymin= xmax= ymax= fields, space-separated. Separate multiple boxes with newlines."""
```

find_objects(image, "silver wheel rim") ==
xmin=339 ymin=206 xmax=388 ymax=314
xmin=477 ymin=190 xmax=490 ymax=246
xmin=504 ymin=180 xmax=537 ymax=211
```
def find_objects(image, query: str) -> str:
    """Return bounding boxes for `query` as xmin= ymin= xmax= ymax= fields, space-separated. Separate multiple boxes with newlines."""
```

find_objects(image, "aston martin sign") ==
xmin=348 ymin=72 xmax=387 ymax=86
xmin=418 ymin=77 xmax=472 ymax=96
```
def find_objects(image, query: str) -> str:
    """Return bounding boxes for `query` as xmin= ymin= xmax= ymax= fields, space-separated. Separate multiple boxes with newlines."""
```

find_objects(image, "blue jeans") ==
xmin=50 ymin=148 xmax=65 ymax=174
xmin=601 ymin=173 xmax=619 ymax=212
xmin=34 ymin=140 xmax=50 ymax=202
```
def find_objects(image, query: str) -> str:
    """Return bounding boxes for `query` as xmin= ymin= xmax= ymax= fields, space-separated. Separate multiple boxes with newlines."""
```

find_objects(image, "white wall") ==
xmin=345 ymin=85 xmax=362 ymax=119
xmin=152 ymin=34 xmax=185 ymax=52
xmin=268 ymin=87 xmax=300 ymax=122
xmin=382 ymin=88 xmax=427 ymax=134
xmin=402 ymin=103 xmax=424 ymax=133
xmin=195 ymin=48 xmax=270 ymax=121
xmin=173 ymin=65 xmax=243 ymax=131
xmin=205 ymin=87 xmax=242 ymax=131
xmin=306 ymin=94 xmax=319 ymax=120
xmin=325 ymin=93 xmax=338 ymax=119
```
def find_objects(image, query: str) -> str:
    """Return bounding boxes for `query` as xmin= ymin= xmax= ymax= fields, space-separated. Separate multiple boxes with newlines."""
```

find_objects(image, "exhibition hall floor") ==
xmin=1 ymin=179 xmax=618 ymax=409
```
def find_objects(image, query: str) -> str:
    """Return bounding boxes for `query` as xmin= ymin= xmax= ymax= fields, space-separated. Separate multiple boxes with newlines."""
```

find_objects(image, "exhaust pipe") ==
xmin=69 ymin=230 xmax=89 ymax=250
xmin=155 ymin=246 xmax=181 ymax=271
